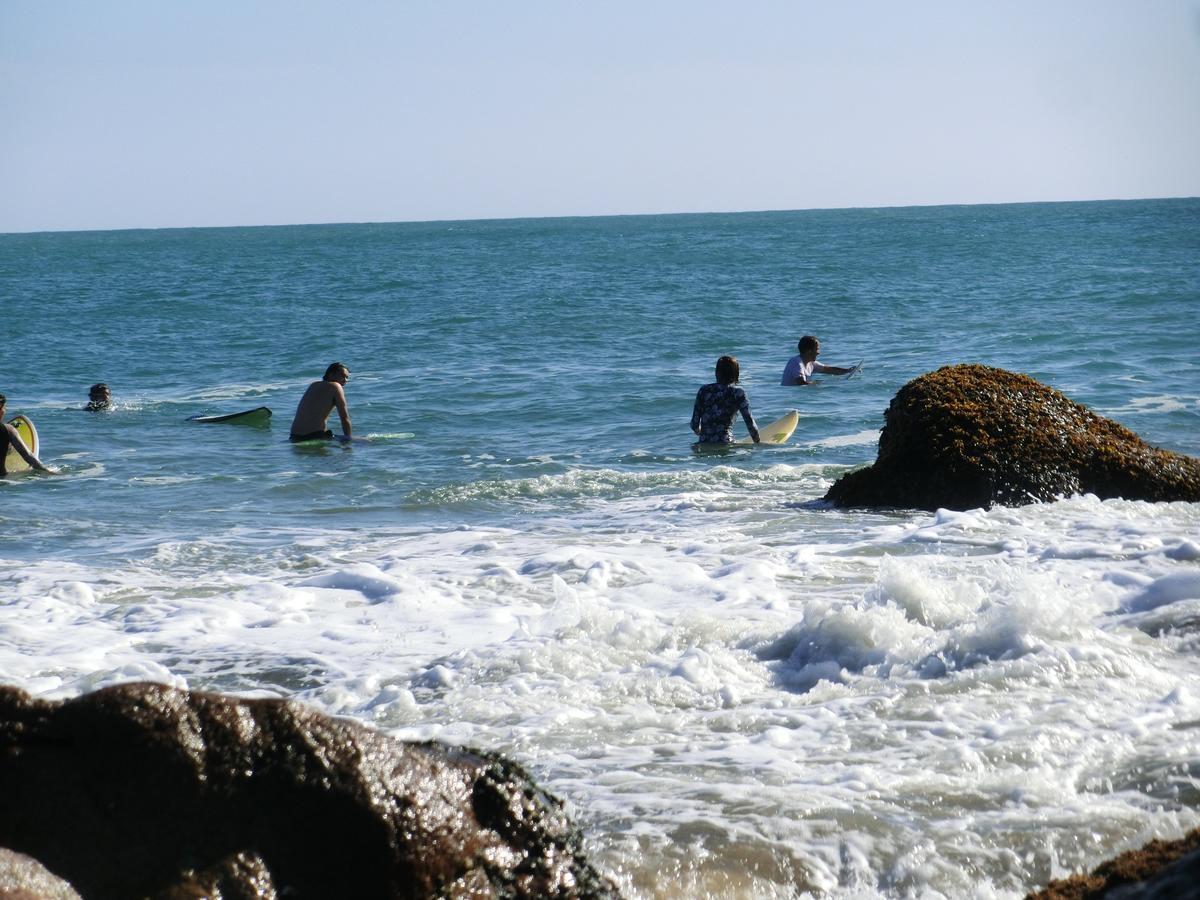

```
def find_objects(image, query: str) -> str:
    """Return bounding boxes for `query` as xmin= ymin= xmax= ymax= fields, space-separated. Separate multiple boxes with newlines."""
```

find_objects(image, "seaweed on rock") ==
xmin=825 ymin=364 xmax=1200 ymax=511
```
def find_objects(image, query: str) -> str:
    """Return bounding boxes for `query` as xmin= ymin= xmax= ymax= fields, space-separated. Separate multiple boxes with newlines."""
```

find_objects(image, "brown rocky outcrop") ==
xmin=1025 ymin=826 xmax=1200 ymax=898
xmin=0 ymin=682 xmax=619 ymax=899
xmin=825 ymin=364 xmax=1200 ymax=511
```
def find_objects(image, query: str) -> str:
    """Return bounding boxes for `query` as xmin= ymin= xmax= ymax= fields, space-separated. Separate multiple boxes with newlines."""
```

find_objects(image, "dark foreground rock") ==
xmin=825 ymin=364 xmax=1200 ymax=511
xmin=1025 ymin=826 xmax=1200 ymax=898
xmin=0 ymin=682 xmax=619 ymax=899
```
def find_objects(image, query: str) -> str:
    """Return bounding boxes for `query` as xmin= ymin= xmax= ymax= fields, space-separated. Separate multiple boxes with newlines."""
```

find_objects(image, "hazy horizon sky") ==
xmin=3 ymin=1 xmax=1199 ymax=233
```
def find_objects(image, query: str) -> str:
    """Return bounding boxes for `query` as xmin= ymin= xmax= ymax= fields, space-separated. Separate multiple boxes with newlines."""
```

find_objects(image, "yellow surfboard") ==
xmin=734 ymin=409 xmax=799 ymax=446
xmin=5 ymin=415 xmax=39 ymax=473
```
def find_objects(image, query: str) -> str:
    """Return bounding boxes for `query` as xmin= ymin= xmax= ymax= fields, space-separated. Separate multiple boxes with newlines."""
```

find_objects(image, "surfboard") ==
xmin=5 ymin=415 xmax=39 ymax=473
xmin=845 ymin=360 xmax=864 ymax=380
xmin=187 ymin=406 xmax=272 ymax=426
xmin=734 ymin=409 xmax=799 ymax=446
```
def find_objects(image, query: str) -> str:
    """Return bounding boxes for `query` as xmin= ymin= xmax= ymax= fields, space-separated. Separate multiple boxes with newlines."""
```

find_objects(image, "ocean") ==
xmin=2 ymin=198 xmax=1198 ymax=897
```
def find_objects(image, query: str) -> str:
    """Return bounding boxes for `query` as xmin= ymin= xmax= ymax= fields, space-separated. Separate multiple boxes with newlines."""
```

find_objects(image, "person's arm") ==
xmin=333 ymin=384 xmax=352 ymax=437
xmin=811 ymin=361 xmax=854 ymax=376
xmin=4 ymin=424 xmax=52 ymax=473
xmin=738 ymin=392 xmax=760 ymax=443
xmin=690 ymin=390 xmax=703 ymax=435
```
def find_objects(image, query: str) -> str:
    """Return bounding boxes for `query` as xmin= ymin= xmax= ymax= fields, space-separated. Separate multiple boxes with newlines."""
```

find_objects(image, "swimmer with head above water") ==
xmin=85 ymin=383 xmax=111 ymax=411
xmin=289 ymin=362 xmax=352 ymax=442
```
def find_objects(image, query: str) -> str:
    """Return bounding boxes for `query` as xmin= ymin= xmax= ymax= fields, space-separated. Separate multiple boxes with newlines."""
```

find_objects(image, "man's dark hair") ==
xmin=797 ymin=335 xmax=819 ymax=353
xmin=324 ymin=362 xmax=348 ymax=380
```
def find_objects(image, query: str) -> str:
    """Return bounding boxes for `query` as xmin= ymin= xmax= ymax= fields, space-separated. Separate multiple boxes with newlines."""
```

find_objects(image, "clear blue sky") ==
xmin=2 ymin=1 xmax=1198 ymax=232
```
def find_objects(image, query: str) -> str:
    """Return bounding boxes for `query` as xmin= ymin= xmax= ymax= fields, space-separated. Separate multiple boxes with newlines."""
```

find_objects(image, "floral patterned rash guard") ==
xmin=691 ymin=383 xmax=760 ymax=443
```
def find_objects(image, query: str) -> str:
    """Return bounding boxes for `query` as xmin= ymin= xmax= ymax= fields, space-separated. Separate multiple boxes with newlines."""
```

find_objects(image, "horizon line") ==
xmin=2 ymin=194 xmax=1196 ymax=238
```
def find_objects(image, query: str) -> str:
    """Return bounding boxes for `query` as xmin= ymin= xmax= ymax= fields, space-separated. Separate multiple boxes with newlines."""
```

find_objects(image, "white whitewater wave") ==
xmin=804 ymin=428 xmax=882 ymax=449
xmin=1 ymin=493 xmax=1198 ymax=897
xmin=412 ymin=462 xmax=836 ymax=505
xmin=1099 ymin=393 xmax=1199 ymax=416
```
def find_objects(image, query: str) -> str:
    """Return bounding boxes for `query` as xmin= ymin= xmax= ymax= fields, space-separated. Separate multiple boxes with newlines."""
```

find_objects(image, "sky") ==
xmin=2 ymin=1 xmax=1199 ymax=233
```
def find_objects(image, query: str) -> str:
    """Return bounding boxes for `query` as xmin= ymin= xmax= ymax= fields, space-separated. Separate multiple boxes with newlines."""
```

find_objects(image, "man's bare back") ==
xmin=289 ymin=364 xmax=351 ymax=441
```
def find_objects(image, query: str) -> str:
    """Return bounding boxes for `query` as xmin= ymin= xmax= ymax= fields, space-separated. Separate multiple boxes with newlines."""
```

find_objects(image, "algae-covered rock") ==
xmin=0 ymin=682 xmax=620 ymax=900
xmin=1024 ymin=826 xmax=1200 ymax=899
xmin=825 ymin=364 xmax=1200 ymax=511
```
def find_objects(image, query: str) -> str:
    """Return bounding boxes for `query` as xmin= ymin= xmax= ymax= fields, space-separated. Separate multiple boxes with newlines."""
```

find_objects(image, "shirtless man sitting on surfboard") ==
xmin=0 ymin=393 xmax=52 ymax=475
xmin=289 ymin=363 xmax=352 ymax=442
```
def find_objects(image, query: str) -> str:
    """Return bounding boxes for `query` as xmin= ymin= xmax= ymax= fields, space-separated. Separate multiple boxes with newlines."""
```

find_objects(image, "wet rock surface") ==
xmin=1025 ymin=826 xmax=1200 ymax=899
xmin=0 ymin=847 xmax=82 ymax=900
xmin=0 ymin=682 xmax=619 ymax=899
xmin=825 ymin=364 xmax=1200 ymax=511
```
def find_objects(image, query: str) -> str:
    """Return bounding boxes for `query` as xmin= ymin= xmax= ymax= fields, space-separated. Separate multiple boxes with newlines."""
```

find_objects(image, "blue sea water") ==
xmin=2 ymin=199 xmax=1199 ymax=897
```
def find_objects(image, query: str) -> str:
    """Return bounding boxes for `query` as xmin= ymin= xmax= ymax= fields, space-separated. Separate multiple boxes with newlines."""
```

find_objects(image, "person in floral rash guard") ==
xmin=691 ymin=355 xmax=760 ymax=444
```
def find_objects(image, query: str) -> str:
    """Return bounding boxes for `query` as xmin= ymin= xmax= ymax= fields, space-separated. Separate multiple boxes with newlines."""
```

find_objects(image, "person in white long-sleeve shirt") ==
xmin=780 ymin=335 xmax=856 ymax=385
